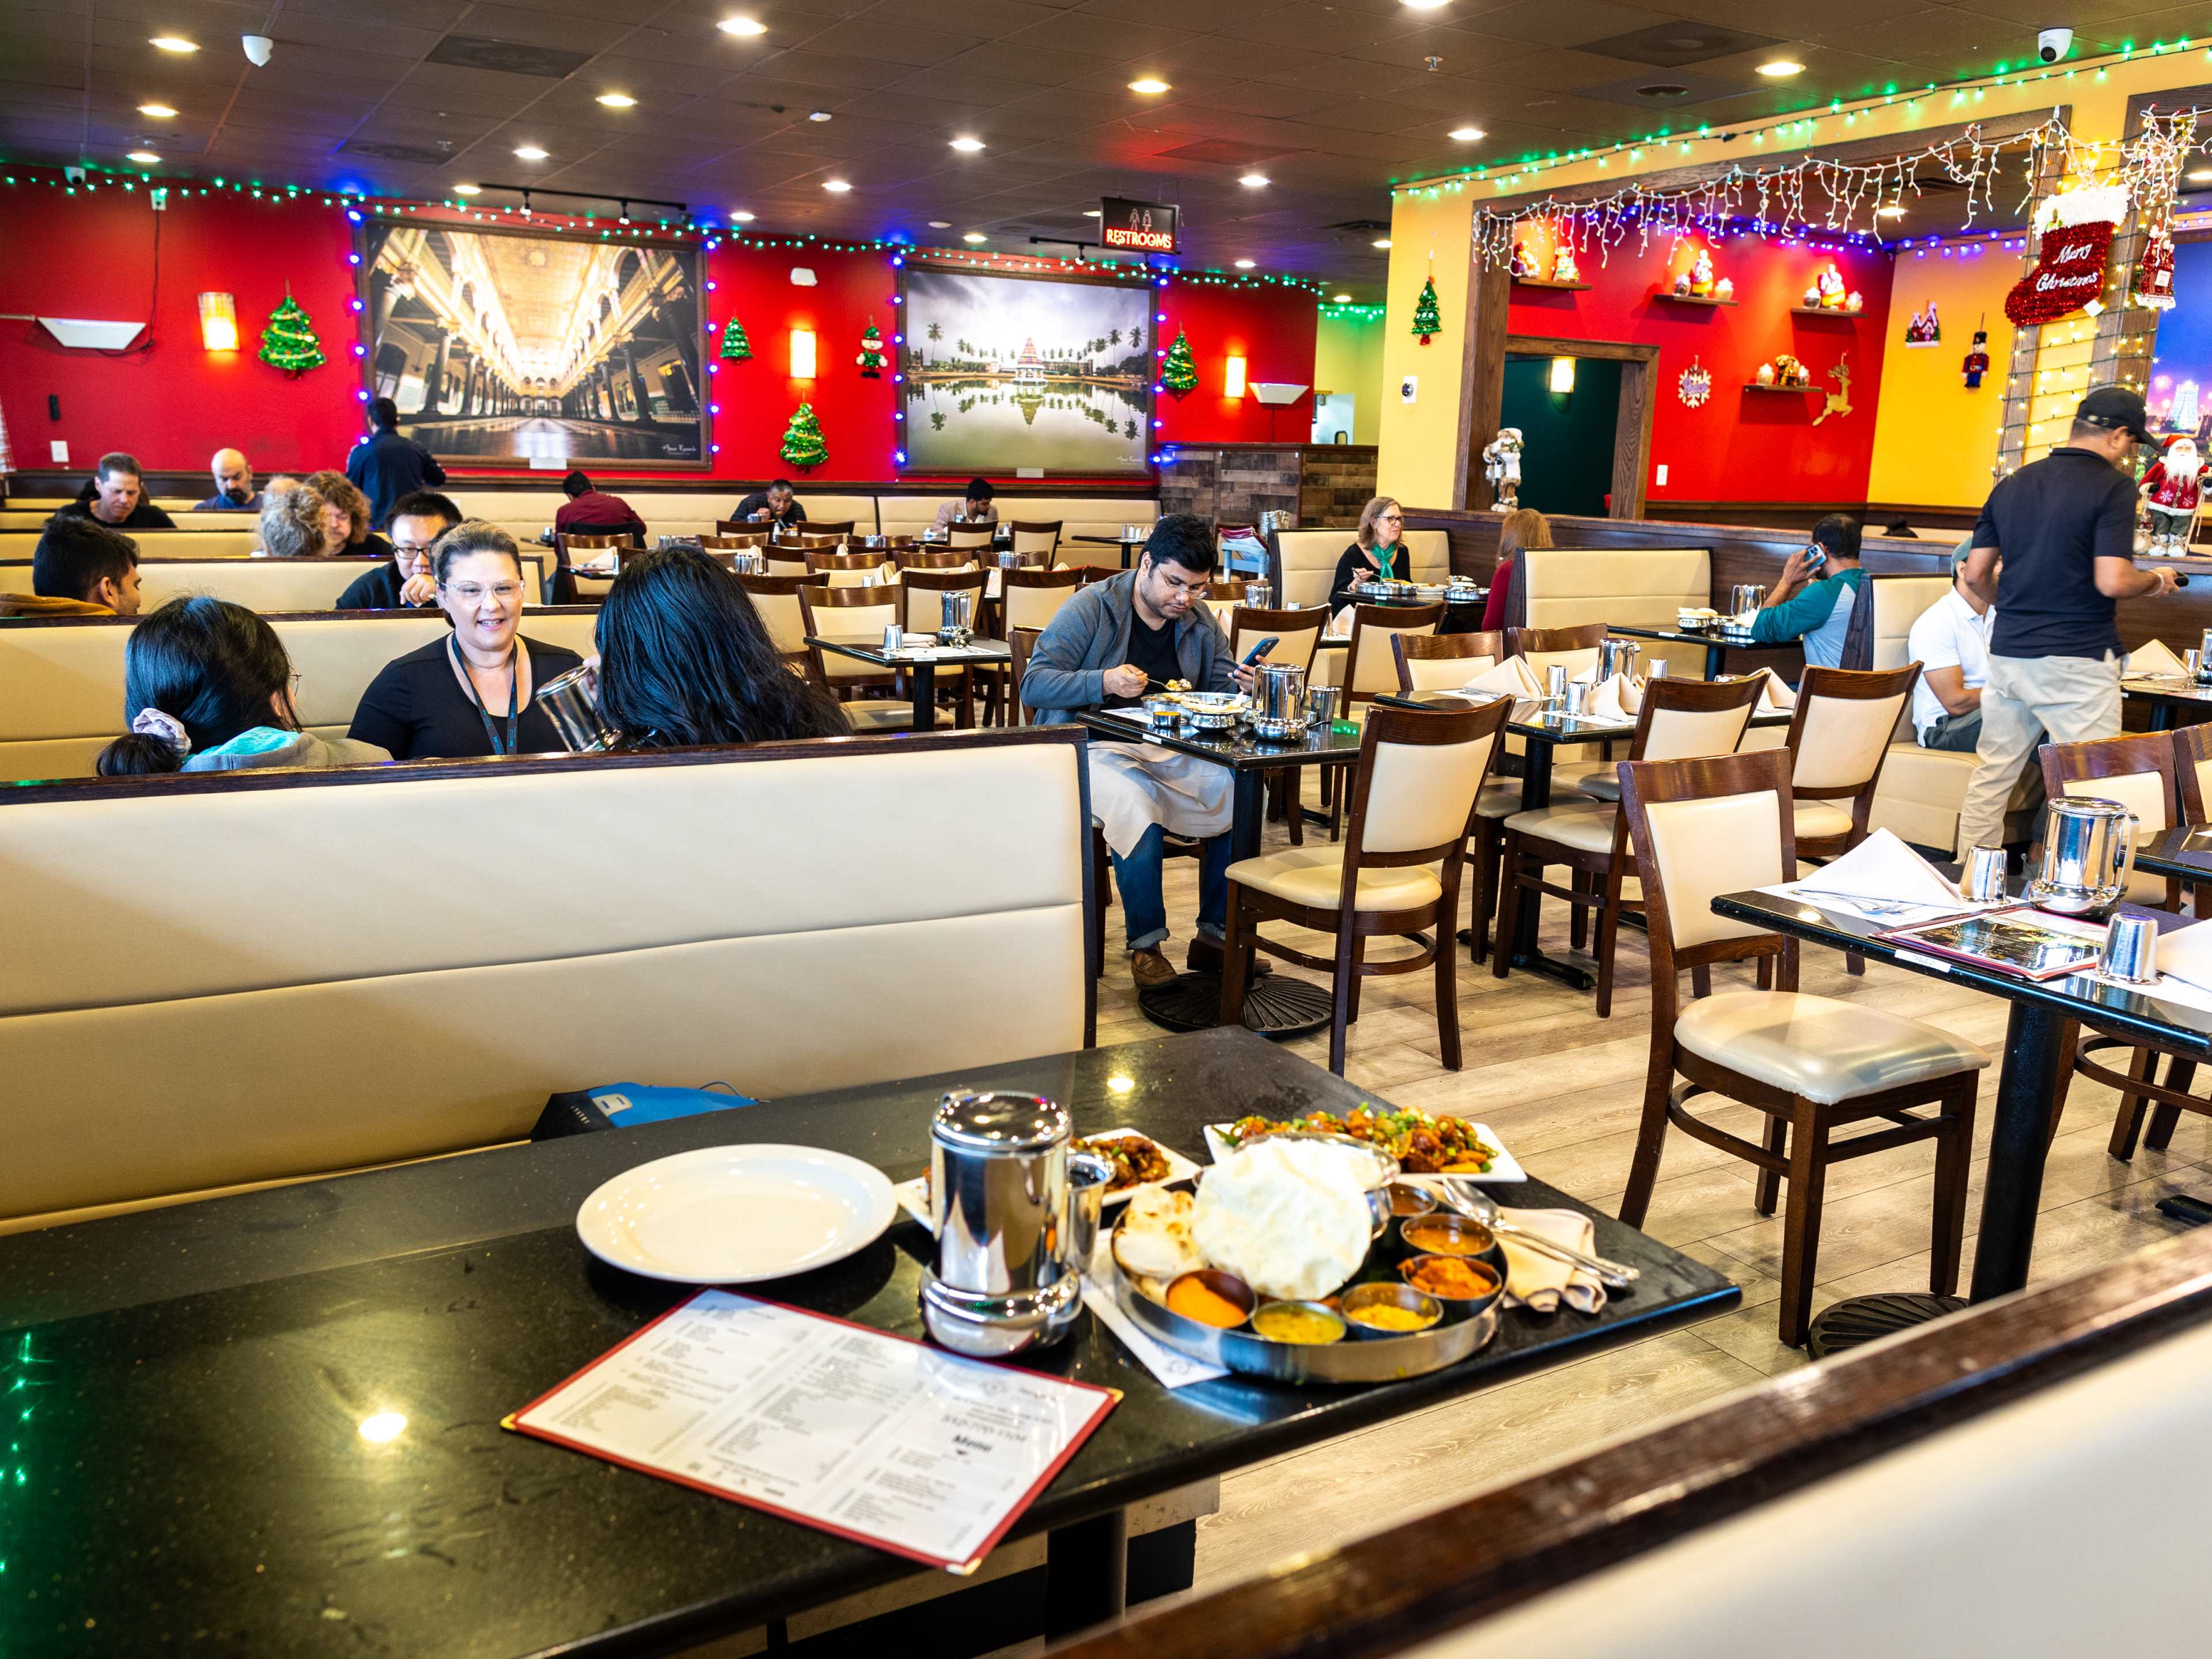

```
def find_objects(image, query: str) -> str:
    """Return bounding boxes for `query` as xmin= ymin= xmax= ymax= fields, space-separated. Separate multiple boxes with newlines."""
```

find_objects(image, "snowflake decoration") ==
xmin=1677 ymin=358 xmax=1712 ymax=409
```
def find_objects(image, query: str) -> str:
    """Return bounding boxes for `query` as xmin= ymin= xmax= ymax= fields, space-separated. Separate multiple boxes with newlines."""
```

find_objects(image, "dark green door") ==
xmin=1500 ymin=354 xmax=1620 ymax=518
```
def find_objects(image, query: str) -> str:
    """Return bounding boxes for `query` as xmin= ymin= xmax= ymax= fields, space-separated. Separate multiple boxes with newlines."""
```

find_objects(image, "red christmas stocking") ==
xmin=2004 ymin=219 xmax=2116 ymax=327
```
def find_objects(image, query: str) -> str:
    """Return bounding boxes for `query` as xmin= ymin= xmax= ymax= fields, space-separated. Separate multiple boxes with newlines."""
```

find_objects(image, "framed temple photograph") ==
xmin=358 ymin=220 xmax=708 ymax=467
xmin=898 ymin=264 xmax=1154 ymax=476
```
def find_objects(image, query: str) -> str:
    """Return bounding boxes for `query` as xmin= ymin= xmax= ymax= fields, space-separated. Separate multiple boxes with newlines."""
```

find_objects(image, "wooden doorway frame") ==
xmin=1488 ymin=335 xmax=1659 ymax=520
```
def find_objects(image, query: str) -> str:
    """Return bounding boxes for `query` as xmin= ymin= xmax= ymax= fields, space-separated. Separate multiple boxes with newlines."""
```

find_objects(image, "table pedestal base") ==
xmin=2156 ymin=1192 xmax=2212 ymax=1226
xmin=1137 ymin=971 xmax=1335 ymax=1037
xmin=1805 ymin=1291 xmax=1966 ymax=1359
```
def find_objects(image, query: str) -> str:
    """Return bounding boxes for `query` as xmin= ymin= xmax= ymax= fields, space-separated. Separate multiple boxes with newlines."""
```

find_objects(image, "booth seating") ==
xmin=0 ymin=607 xmax=602 ymax=782
xmin=877 ymin=495 xmax=1156 ymax=544
xmin=1848 ymin=573 xmax=2038 ymax=856
xmin=0 ymin=726 xmax=1093 ymax=1232
xmin=1269 ymin=527 xmax=1453 ymax=611
xmin=1509 ymin=546 xmax=1713 ymax=673
xmin=0 ymin=525 xmax=261 ymax=558
xmin=0 ymin=550 xmax=554 ymax=613
xmin=0 ymin=511 xmax=255 ymax=539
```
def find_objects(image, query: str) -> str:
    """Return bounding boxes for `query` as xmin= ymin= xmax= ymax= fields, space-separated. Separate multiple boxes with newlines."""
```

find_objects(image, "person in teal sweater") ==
xmin=1748 ymin=514 xmax=1865 ymax=673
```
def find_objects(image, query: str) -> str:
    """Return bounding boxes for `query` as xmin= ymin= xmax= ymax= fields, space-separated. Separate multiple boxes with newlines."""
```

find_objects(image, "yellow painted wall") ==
xmin=1377 ymin=191 xmax=1474 ymax=509
xmin=1313 ymin=308 xmax=1385 ymax=446
xmin=1866 ymin=237 xmax=2020 ymax=509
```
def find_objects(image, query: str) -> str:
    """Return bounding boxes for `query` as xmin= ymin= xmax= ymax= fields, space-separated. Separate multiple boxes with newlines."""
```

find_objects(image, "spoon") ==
xmin=1406 ymin=1176 xmax=1640 ymax=1287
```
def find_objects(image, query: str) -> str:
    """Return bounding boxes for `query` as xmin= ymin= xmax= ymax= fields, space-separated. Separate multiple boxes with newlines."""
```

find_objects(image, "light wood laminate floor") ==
xmin=1093 ymin=809 xmax=2210 ymax=1599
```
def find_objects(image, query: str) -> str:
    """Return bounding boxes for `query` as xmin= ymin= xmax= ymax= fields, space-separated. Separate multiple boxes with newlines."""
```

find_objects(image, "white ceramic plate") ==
xmin=1202 ymin=1121 xmax=1526 ymax=1184
xmin=895 ymin=1128 xmax=1202 ymax=1235
xmin=576 ymin=1144 xmax=899 ymax=1284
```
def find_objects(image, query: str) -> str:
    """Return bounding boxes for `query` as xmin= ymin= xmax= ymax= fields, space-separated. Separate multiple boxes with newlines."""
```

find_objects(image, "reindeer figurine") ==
xmin=1812 ymin=353 xmax=1854 ymax=426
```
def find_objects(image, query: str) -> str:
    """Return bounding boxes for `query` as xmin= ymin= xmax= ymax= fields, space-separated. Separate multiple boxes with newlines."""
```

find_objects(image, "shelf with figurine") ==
xmin=1510 ymin=244 xmax=1588 ymax=290
xmin=1745 ymin=355 xmax=1817 ymax=392
xmin=1791 ymin=265 xmax=1865 ymax=317
xmin=1656 ymin=291 xmax=1738 ymax=306
xmin=1659 ymin=251 xmax=1736 ymax=305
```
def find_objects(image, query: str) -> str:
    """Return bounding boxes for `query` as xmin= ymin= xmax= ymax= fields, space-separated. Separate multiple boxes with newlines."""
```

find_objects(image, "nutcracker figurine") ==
xmin=1482 ymin=427 xmax=1524 ymax=512
xmin=1961 ymin=328 xmax=1991 ymax=389
xmin=2141 ymin=433 xmax=2205 ymax=552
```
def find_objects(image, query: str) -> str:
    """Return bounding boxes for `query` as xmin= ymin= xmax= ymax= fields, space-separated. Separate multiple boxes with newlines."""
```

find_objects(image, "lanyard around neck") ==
xmin=449 ymin=635 xmax=520 ymax=756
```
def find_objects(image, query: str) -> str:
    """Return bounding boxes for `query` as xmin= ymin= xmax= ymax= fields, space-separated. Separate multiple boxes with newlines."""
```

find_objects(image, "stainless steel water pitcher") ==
xmin=921 ymin=1090 xmax=1082 ymax=1357
xmin=730 ymin=548 xmax=765 ymax=576
xmin=1251 ymin=661 xmax=1308 ymax=739
xmin=2027 ymin=797 xmax=2137 ymax=916
xmin=1596 ymin=638 xmax=1641 ymax=680
xmin=938 ymin=588 xmax=975 ymax=645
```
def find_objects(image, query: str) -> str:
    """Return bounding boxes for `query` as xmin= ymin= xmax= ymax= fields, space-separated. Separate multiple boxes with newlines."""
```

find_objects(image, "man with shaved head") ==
xmin=195 ymin=448 xmax=263 ymax=512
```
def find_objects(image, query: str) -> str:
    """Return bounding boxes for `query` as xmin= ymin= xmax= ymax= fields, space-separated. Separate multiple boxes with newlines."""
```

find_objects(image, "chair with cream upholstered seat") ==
xmin=902 ymin=567 xmax=989 ymax=726
xmin=1393 ymin=631 xmax=1520 ymax=963
xmin=764 ymin=552 xmax=813 ymax=578
xmin=732 ymin=571 xmax=815 ymax=670
xmin=798 ymin=582 xmax=946 ymax=730
xmin=1494 ymin=676 xmax=1764 ymax=1016
xmin=1009 ymin=520 xmax=1063 ymax=559
xmin=1221 ymin=698 xmax=1509 ymax=1075
xmin=1228 ymin=603 xmax=1330 ymax=845
xmin=1616 ymin=746 xmax=1986 ymax=1347
xmin=796 ymin=520 xmax=857 ymax=540
xmin=1506 ymin=622 xmax=1616 ymax=793
xmin=806 ymin=550 xmax=892 ymax=588
xmin=1319 ymin=600 xmax=1447 ymax=839
xmin=946 ymin=524 xmax=997 ymax=551
xmin=893 ymin=548 xmax=972 ymax=573
xmin=2175 ymin=722 xmax=2212 ymax=827
xmin=1779 ymin=664 xmax=1923 ymax=859
xmin=702 ymin=529 xmax=770 ymax=551
xmin=979 ymin=568 xmax=1086 ymax=725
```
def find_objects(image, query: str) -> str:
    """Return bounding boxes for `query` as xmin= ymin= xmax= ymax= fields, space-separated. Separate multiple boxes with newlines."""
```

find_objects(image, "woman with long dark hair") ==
xmin=596 ymin=548 xmax=850 ymax=747
xmin=1480 ymin=507 xmax=1554 ymax=632
xmin=96 ymin=597 xmax=391 ymax=775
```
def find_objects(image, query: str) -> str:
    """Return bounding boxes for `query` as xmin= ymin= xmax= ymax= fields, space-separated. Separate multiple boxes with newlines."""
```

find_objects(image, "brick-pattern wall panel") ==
xmin=1301 ymin=449 xmax=1378 ymax=527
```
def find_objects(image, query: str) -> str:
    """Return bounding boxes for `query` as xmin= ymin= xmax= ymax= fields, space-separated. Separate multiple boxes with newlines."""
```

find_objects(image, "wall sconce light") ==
xmin=1548 ymin=355 xmax=1575 ymax=394
xmin=790 ymin=328 xmax=817 ymax=378
xmin=198 ymin=291 xmax=238 ymax=351
xmin=1224 ymin=354 xmax=1247 ymax=398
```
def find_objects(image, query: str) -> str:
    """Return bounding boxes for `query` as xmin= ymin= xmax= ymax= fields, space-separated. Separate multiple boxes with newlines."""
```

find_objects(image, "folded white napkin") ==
xmin=1497 ymin=1208 xmax=1605 ymax=1315
xmin=2154 ymin=916 xmax=2212 ymax=993
xmin=1771 ymin=827 xmax=1963 ymax=909
xmin=1585 ymin=672 xmax=1635 ymax=724
xmin=1330 ymin=604 xmax=1355 ymax=637
xmin=2133 ymin=638 xmax=2186 ymax=675
xmin=1461 ymin=656 xmax=1543 ymax=698
xmin=1733 ymin=608 xmax=1760 ymax=628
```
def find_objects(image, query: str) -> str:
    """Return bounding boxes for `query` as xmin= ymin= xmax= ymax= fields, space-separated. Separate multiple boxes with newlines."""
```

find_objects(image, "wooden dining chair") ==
xmin=790 ymin=532 xmax=853 ymax=552
xmin=894 ymin=548 xmax=973 ymax=573
xmin=900 ymin=567 xmax=988 ymax=726
xmin=796 ymin=520 xmax=857 ymax=540
xmin=1495 ymin=675 xmax=1766 ymax=1016
xmin=2038 ymin=732 xmax=2187 ymax=1161
xmin=732 ymin=571 xmax=816 ymax=669
xmin=1221 ymin=697 xmax=1510 ymax=1075
xmin=1009 ymin=520 xmax=1063 ymax=559
xmin=2173 ymin=721 xmax=2212 ymax=824
xmin=1506 ymin=622 xmax=1614 ymax=793
xmin=1778 ymin=664 xmax=1923 ymax=857
xmin=946 ymin=524 xmax=997 ymax=551
xmin=797 ymin=582 xmax=942 ymax=730
xmin=1316 ymin=601 xmax=1448 ymax=840
xmin=1615 ymin=746 xmax=1987 ymax=1347
xmin=806 ymin=550 xmax=892 ymax=588
xmin=715 ymin=518 xmax=771 ymax=536
xmin=1225 ymin=604 xmax=1332 ymax=846
xmin=764 ymin=552 xmax=813 ymax=578
xmin=702 ymin=530 xmax=770 ymax=550
xmin=1393 ymin=632 xmax=1513 ymax=960
xmin=554 ymin=532 xmax=631 ymax=604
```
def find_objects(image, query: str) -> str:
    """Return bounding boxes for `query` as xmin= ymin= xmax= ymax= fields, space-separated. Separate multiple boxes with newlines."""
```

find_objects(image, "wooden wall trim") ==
xmin=1047 ymin=1225 xmax=2212 ymax=1659
xmin=1461 ymin=259 xmax=1512 ymax=514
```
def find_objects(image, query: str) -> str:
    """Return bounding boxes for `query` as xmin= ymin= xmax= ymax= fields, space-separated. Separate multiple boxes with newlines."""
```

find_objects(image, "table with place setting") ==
xmin=808 ymin=633 xmax=1010 ymax=731
xmin=0 ymin=1028 xmax=1737 ymax=1659
xmin=1604 ymin=620 xmax=1782 ymax=681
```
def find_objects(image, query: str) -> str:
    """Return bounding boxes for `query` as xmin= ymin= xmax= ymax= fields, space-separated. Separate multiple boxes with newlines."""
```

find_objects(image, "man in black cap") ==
xmin=1955 ymin=385 xmax=2181 ymax=855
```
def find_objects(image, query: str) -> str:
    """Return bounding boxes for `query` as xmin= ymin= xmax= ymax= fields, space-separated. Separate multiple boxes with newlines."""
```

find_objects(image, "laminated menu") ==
xmin=507 ymin=1290 xmax=1116 ymax=1572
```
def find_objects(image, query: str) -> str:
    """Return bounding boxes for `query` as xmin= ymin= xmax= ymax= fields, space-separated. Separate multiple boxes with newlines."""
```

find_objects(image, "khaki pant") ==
xmin=1953 ymin=650 xmax=2123 ymax=856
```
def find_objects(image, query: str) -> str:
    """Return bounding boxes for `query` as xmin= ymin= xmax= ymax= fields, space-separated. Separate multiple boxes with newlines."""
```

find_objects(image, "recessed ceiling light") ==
xmin=1757 ymin=60 xmax=1804 ymax=77
xmin=732 ymin=209 xmax=756 ymax=222
xmin=929 ymin=219 xmax=952 ymax=228
xmin=514 ymin=145 xmax=548 ymax=160
xmin=808 ymin=111 xmax=832 ymax=123
xmin=823 ymin=178 xmax=852 ymax=192
xmin=949 ymin=135 xmax=984 ymax=152
xmin=149 ymin=36 xmax=198 ymax=52
xmin=454 ymin=183 xmax=482 ymax=195
xmin=1332 ymin=293 xmax=1352 ymax=302
xmin=1128 ymin=77 xmax=1169 ymax=94
xmin=2190 ymin=168 xmax=2212 ymax=183
xmin=963 ymin=232 xmax=988 ymax=243
xmin=1402 ymin=0 xmax=1449 ymax=8
xmin=1082 ymin=209 xmax=1101 ymax=218
xmin=1233 ymin=258 xmax=1256 ymax=268
xmin=1372 ymin=238 xmax=1392 ymax=249
xmin=127 ymin=151 xmax=161 ymax=165
xmin=138 ymin=103 xmax=177 ymax=119
xmin=1239 ymin=173 xmax=1269 ymax=188
xmin=597 ymin=92 xmax=637 ymax=108
xmin=718 ymin=16 xmax=767 ymax=35
xmin=1877 ymin=205 xmax=1906 ymax=217
xmin=1448 ymin=126 xmax=1484 ymax=142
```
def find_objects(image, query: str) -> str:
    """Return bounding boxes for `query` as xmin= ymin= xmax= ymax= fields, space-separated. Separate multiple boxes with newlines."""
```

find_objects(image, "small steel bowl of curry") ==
xmin=1339 ymin=1282 xmax=1444 ymax=1337
xmin=1248 ymin=1300 xmax=1347 ymax=1346
xmin=1385 ymin=1181 xmax=1437 ymax=1221
xmin=1164 ymin=1268 xmax=1256 ymax=1330
xmin=1399 ymin=1253 xmax=1504 ymax=1306
xmin=1399 ymin=1213 xmax=1508 ymax=1279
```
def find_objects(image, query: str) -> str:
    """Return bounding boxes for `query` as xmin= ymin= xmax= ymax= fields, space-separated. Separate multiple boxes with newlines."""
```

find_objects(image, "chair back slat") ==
xmin=1508 ymin=621 xmax=1607 ymax=685
xmin=1618 ymin=749 xmax=1797 ymax=979
xmin=1344 ymin=601 xmax=1445 ymax=702
xmin=1786 ymin=664 xmax=1921 ymax=796
xmin=1393 ymin=630 xmax=1505 ymax=694
xmin=1009 ymin=520 xmax=1063 ymax=558
xmin=1228 ymin=605 xmax=1327 ymax=675
xmin=1002 ymin=567 xmax=1085 ymax=634
xmin=2174 ymin=724 xmax=2212 ymax=823
xmin=1631 ymin=675 xmax=1765 ymax=765
xmin=1342 ymin=700 xmax=1508 ymax=868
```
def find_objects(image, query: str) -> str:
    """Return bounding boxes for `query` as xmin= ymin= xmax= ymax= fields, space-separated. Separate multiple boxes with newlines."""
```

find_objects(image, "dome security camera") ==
xmin=2037 ymin=27 xmax=2073 ymax=63
xmin=243 ymin=34 xmax=273 ymax=66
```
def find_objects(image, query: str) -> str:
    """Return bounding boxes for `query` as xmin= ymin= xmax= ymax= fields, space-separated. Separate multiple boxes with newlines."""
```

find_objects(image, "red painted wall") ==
xmin=1508 ymin=222 xmax=1893 ymax=507
xmin=0 ymin=180 xmax=362 ymax=480
xmin=0 ymin=172 xmax=1319 ymax=490
xmin=1155 ymin=282 xmax=1319 ymax=446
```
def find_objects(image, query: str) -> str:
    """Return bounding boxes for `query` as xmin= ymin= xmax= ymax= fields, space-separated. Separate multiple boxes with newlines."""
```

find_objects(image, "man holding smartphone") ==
xmin=1747 ymin=514 xmax=1865 ymax=671
xmin=1022 ymin=514 xmax=1257 ymax=989
xmin=1955 ymin=386 xmax=2180 ymax=857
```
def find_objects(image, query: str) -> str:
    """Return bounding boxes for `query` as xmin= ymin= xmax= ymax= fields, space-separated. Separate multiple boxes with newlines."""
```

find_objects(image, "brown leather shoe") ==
xmin=1130 ymin=946 xmax=1179 ymax=990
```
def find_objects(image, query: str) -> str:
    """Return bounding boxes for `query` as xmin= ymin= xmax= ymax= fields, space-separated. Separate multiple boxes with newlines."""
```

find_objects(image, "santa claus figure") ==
xmin=1482 ymin=427 xmax=1524 ymax=512
xmin=2142 ymin=434 xmax=2204 ymax=552
xmin=1689 ymin=248 xmax=1716 ymax=296
xmin=1816 ymin=266 xmax=1847 ymax=309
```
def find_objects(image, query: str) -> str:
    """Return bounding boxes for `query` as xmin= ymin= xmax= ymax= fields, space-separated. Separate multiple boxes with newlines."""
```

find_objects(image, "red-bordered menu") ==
xmin=505 ymin=1289 xmax=1117 ymax=1574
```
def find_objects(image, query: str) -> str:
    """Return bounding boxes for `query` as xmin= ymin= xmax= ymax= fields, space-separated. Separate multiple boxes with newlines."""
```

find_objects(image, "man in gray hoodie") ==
xmin=1023 ymin=514 xmax=1255 ymax=988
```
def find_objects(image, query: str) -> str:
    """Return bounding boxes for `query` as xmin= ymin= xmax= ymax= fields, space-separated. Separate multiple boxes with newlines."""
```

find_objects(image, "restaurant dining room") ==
xmin=13 ymin=3 xmax=2212 ymax=1656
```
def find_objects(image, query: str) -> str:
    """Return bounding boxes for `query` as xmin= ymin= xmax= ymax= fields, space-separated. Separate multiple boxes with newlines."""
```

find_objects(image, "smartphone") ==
xmin=1240 ymin=637 xmax=1280 ymax=665
xmin=1804 ymin=546 xmax=1827 ymax=571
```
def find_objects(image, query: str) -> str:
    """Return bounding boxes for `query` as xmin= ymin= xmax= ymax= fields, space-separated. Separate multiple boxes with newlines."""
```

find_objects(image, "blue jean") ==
xmin=1111 ymin=824 xmax=1231 ymax=952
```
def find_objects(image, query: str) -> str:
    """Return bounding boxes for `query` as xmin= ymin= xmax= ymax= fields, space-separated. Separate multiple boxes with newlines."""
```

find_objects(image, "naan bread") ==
xmin=1192 ymin=1138 xmax=1372 ymax=1301
xmin=1114 ymin=1187 xmax=1205 ymax=1280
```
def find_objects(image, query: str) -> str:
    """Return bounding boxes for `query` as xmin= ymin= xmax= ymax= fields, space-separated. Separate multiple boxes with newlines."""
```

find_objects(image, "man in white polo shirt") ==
xmin=1908 ymin=546 xmax=1994 ymax=751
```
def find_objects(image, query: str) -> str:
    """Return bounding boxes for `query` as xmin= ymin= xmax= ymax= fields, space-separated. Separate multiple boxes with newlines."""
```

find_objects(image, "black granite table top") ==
xmin=1078 ymin=708 xmax=1369 ymax=770
xmin=2137 ymin=823 xmax=2212 ymax=886
xmin=0 ymin=1029 xmax=1735 ymax=1658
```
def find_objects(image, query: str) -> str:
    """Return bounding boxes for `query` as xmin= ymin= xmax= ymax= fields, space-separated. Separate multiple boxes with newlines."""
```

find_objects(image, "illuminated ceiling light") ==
xmin=358 ymin=1412 xmax=407 ymax=1443
xmin=138 ymin=103 xmax=177 ymax=119
xmin=1372 ymin=238 xmax=1392 ymax=249
xmin=514 ymin=145 xmax=548 ymax=160
xmin=1240 ymin=173 xmax=1269 ymax=187
xmin=929 ymin=219 xmax=952 ymax=228
xmin=1877 ymin=205 xmax=1905 ymax=217
xmin=2189 ymin=168 xmax=2212 ymax=183
xmin=149 ymin=35 xmax=199 ymax=52
xmin=1448 ymin=126 xmax=1485 ymax=142
xmin=1402 ymin=0 xmax=1450 ymax=9
xmin=1233 ymin=258 xmax=1256 ymax=268
xmin=1106 ymin=1074 xmax=1135 ymax=1094
xmin=718 ymin=16 xmax=767 ymax=35
xmin=949 ymin=135 xmax=984 ymax=151
xmin=732 ymin=209 xmax=756 ymax=222
xmin=597 ymin=92 xmax=637 ymax=107
xmin=454 ymin=183 xmax=482 ymax=195
xmin=963 ymin=232 xmax=987 ymax=243
xmin=822 ymin=177 xmax=852 ymax=192
xmin=1757 ymin=60 xmax=1804 ymax=77
xmin=1128 ymin=77 xmax=1170 ymax=94
xmin=808 ymin=111 xmax=832 ymax=122
xmin=127 ymin=150 xmax=161 ymax=165
xmin=1082 ymin=209 xmax=1102 ymax=218
xmin=1331 ymin=292 xmax=1353 ymax=302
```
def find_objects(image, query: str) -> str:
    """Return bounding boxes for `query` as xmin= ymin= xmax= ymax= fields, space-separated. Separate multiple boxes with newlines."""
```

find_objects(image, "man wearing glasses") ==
xmin=336 ymin=491 xmax=461 ymax=611
xmin=1024 ymin=513 xmax=1257 ymax=990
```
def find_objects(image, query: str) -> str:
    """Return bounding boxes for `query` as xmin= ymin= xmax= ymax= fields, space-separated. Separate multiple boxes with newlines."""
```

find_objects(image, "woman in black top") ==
xmin=1328 ymin=495 xmax=1411 ymax=613
xmin=348 ymin=520 xmax=582 ymax=759
xmin=596 ymin=548 xmax=850 ymax=746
